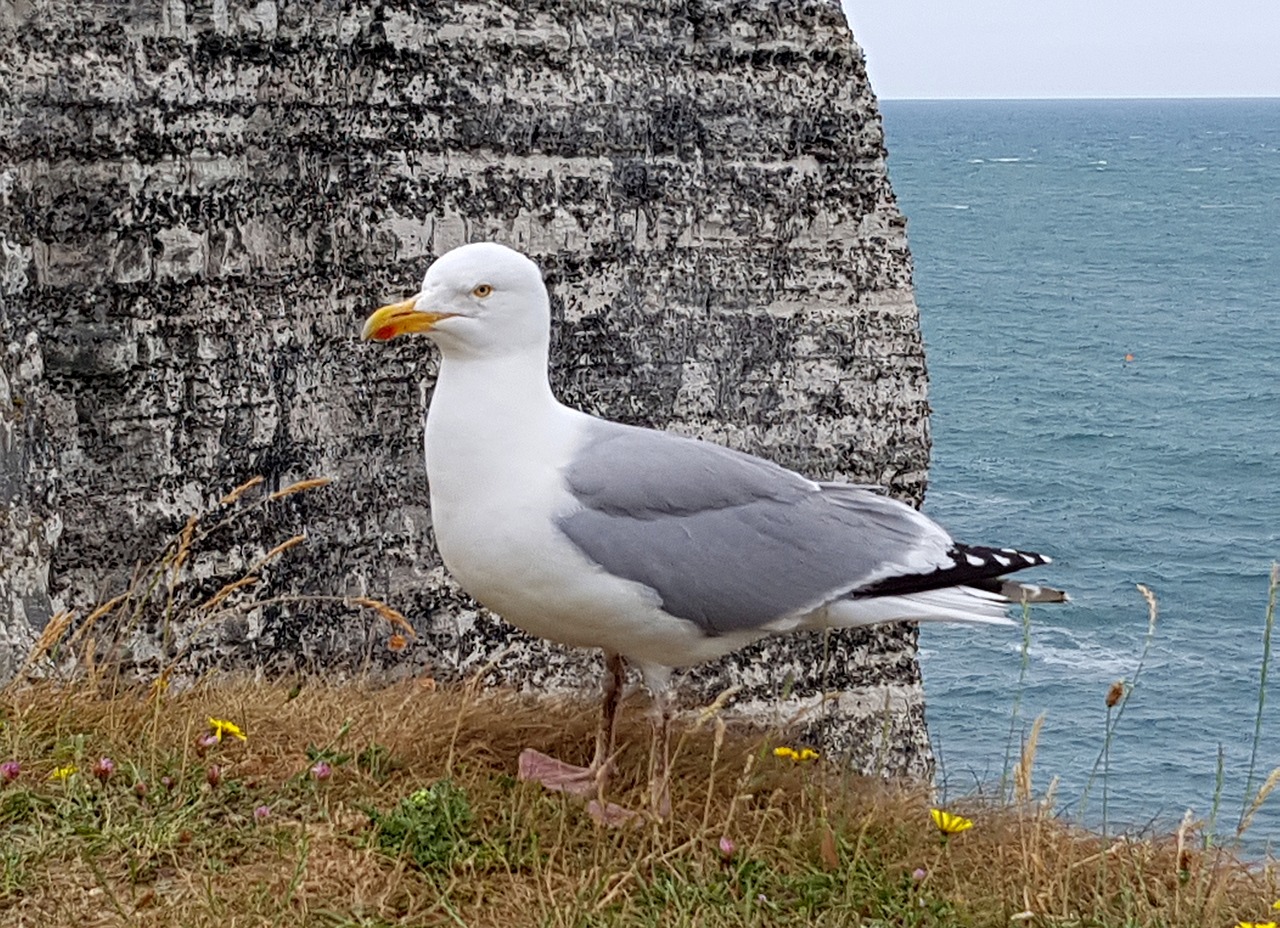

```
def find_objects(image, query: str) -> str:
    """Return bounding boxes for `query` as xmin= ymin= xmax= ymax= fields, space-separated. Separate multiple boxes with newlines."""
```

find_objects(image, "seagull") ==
xmin=362 ymin=242 xmax=1064 ymax=820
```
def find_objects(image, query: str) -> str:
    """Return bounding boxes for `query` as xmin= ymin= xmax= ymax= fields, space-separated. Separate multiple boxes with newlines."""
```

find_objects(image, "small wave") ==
xmin=990 ymin=157 xmax=1025 ymax=163
xmin=1184 ymin=167 xmax=1208 ymax=173
xmin=968 ymin=158 xmax=985 ymax=164
xmin=1027 ymin=648 xmax=1136 ymax=678
xmin=926 ymin=489 xmax=1018 ymax=508
xmin=1087 ymin=160 xmax=1108 ymax=166
xmin=932 ymin=204 xmax=970 ymax=210
xmin=1018 ymin=629 xmax=1137 ymax=677
xmin=1199 ymin=203 xmax=1258 ymax=210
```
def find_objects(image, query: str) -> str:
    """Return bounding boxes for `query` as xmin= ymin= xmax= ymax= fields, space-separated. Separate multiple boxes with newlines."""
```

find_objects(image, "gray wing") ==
xmin=557 ymin=421 xmax=958 ymax=634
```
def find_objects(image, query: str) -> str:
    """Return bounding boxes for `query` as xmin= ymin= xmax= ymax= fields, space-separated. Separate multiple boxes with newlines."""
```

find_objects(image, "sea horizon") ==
xmin=879 ymin=94 xmax=1280 ymax=102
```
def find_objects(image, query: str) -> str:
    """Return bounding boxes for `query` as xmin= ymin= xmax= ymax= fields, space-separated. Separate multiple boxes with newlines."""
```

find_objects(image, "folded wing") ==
xmin=558 ymin=422 xmax=1052 ymax=635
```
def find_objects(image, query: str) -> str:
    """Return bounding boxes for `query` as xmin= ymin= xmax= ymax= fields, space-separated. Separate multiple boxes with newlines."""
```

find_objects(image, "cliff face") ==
xmin=0 ymin=0 xmax=933 ymax=774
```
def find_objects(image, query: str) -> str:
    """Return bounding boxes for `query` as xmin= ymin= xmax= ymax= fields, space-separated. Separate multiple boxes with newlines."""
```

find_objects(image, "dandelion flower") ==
xmin=930 ymin=808 xmax=974 ymax=836
xmin=1237 ymin=922 xmax=1278 ymax=928
xmin=773 ymin=746 xmax=798 ymax=760
xmin=208 ymin=717 xmax=247 ymax=742
xmin=49 ymin=763 xmax=77 ymax=781
xmin=772 ymin=746 xmax=819 ymax=762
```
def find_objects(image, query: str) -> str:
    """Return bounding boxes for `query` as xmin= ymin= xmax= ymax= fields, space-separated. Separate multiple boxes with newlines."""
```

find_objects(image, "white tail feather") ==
xmin=824 ymin=585 xmax=1018 ymax=628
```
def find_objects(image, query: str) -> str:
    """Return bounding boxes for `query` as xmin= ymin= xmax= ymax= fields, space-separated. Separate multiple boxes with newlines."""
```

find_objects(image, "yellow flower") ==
xmin=48 ymin=763 xmax=77 ymax=781
xmin=773 ymin=746 xmax=798 ymax=760
xmin=1237 ymin=922 xmax=1278 ymax=928
xmin=930 ymin=808 xmax=974 ymax=836
xmin=1273 ymin=901 xmax=1280 ymax=910
xmin=772 ymin=746 xmax=819 ymax=762
xmin=208 ymin=717 xmax=247 ymax=742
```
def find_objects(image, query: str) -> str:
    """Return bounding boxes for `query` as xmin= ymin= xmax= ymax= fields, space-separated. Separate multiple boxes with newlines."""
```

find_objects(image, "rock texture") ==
xmin=0 ymin=0 xmax=934 ymax=774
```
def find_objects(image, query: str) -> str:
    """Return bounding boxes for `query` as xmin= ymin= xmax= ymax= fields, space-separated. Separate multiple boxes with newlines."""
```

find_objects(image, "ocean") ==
xmin=879 ymin=98 xmax=1280 ymax=848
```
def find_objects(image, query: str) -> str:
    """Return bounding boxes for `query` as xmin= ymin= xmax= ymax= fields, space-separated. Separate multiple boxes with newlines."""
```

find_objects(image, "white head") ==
xmin=361 ymin=242 xmax=550 ymax=360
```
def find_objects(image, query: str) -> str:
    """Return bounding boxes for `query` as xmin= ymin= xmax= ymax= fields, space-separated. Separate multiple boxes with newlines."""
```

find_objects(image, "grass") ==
xmin=0 ymin=676 xmax=1276 ymax=927
xmin=4 ymin=479 xmax=1278 ymax=926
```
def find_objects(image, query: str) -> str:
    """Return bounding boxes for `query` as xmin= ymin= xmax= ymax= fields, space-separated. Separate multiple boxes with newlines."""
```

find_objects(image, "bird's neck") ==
xmin=433 ymin=345 xmax=558 ymax=417
xmin=424 ymin=346 xmax=569 ymax=480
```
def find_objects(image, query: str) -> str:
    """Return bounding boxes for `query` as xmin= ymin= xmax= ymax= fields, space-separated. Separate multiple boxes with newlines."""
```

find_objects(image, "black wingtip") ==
xmin=855 ymin=543 xmax=1056 ymax=600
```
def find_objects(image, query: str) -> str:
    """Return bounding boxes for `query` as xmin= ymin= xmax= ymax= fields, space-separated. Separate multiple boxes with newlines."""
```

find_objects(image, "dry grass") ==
xmin=0 ymin=677 xmax=1275 ymax=928
xmin=19 ymin=474 xmax=404 ymax=693
xmin=5 ymin=480 xmax=1277 ymax=926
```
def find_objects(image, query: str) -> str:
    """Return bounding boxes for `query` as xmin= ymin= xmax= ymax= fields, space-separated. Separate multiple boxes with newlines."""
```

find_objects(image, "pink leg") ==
xmin=519 ymin=651 xmax=631 ymax=818
xmin=647 ymin=685 xmax=673 ymax=820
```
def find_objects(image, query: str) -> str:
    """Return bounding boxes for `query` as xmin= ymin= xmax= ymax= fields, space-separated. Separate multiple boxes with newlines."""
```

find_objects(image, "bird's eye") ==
xmin=471 ymin=284 xmax=493 ymax=298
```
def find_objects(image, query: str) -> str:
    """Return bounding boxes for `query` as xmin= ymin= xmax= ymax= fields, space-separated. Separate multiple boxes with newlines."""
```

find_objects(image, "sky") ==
xmin=840 ymin=1 xmax=1280 ymax=99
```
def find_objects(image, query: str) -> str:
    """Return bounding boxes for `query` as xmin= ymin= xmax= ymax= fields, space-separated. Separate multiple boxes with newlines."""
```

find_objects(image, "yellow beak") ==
xmin=361 ymin=298 xmax=455 ymax=341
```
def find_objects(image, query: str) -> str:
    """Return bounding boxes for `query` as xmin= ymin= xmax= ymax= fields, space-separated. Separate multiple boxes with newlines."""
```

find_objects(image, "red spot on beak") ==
xmin=375 ymin=325 xmax=396 ymax=340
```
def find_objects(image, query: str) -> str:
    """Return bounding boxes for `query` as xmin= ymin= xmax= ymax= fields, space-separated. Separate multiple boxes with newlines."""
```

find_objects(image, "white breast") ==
xmin=421 ymin=358 xmax=765 ymax=668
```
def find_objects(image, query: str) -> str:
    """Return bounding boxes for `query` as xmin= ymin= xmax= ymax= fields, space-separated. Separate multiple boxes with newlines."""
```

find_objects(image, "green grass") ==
xmin=0 ymin=676 xmax=1275 ymax=927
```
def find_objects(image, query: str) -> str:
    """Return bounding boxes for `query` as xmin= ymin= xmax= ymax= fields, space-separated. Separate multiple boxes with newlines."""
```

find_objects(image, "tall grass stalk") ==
xmin=1205 ymin=743 xmax=1226 ymax=848
xmin=1079 ymin=584 xmax=1159 ymax=822
xmin=1102 ymin=699 xmax=1114 ymax=836
xmin=1237 ymin=562 xmax=1279 ymax=835
xmin=1000 ymin=600 xmax=1033 ymax=801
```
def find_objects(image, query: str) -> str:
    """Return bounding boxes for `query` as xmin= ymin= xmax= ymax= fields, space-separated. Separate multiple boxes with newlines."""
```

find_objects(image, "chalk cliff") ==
xmin=0 ymin=0 xmax=933 ymax=774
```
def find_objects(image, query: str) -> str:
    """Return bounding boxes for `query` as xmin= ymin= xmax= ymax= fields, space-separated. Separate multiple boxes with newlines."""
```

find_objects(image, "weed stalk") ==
xmin=1237 ymin=562 xmax=1279 ymax=834
xmin=1000 ymin=600 xmax=1033 ymax=802
xmin=1080 ymin=584 xmax=1159 ymax=823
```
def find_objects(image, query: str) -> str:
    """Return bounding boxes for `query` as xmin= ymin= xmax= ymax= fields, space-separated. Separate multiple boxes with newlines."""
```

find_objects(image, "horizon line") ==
xmin=877 ymin=94 xmax=1280 ymax=102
